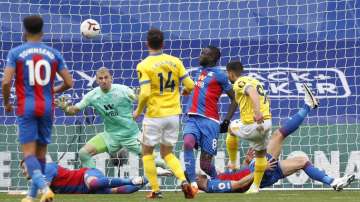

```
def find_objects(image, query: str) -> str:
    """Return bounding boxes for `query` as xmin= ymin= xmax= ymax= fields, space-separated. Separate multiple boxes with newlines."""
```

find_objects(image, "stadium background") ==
xmin=0 ymin=0 xmax=359 ymax=191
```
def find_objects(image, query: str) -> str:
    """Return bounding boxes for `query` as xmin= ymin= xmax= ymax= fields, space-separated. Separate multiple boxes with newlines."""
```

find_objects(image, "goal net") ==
xmin=0 ymin=0 xmax=359 ymax=192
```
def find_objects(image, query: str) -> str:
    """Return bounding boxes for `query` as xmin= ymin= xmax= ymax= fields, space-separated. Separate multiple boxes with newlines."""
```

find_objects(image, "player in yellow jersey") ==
xmin=133 ymin=28 xmax=195 ymax=199
xmin=225 ymin=61 xmax=272 ymax=194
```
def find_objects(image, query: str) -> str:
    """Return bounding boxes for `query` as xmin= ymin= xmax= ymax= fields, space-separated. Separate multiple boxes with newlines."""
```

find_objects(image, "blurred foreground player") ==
xmin=2 ymin=15 xmax=73 ymax=202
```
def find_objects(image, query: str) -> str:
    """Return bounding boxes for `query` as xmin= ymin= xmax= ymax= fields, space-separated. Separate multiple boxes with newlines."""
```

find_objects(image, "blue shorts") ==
xmin=249 ymin=154 xmax=284 ymax=188
xmin=84 ymin=168 xmax=111 ymax=194
xmin=17 ymin=115 xmax=53 ymax=144
xmin=183 ymin=115 xmax=220 ymax=156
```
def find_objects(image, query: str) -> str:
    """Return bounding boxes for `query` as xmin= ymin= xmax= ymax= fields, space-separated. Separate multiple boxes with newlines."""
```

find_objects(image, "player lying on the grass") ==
xmin=196 ymin=85 xmax=355 ymax=193
xmin=21 ymin=160 xmax=147 ymax=200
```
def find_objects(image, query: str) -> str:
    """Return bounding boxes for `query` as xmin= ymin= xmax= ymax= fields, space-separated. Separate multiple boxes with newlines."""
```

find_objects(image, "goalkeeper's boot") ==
xmin=245 ymin=184 xmax=260 ymax=194
xmin=39 ymin=188 xmax=54 ymax=202
xmin=146 ymin=191 xmax=163 ymax=199
xmin=21 ymin=196 xmax=34 ymax=202
xmin=303 ymin=83 xmax=319 ymax=109
xmin=331 ymin=174 xmax=355 ymax=191
xmin=131 ymin=176 xmax=148 ymax=186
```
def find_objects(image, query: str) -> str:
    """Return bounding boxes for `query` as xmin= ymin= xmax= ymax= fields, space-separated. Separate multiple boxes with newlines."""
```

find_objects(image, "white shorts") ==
xmin=140 ymin=115 xmax=179 ymax=147
xmin=229 ymin=119 xmax=272 ymax=151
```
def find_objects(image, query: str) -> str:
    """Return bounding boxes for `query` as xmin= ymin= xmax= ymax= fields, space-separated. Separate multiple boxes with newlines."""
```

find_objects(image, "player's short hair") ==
xmin=226 ymin=61 xmax=244 ymax=74
xmin=147 ymin=28 xmax=164 ymax=50
xmin=207 ymin=45 xmax=221 ymax=63
xmin=96 ymin=67 xmax=112 ymax=77
xmin=23 ymin=15 xmax=43 ymax=34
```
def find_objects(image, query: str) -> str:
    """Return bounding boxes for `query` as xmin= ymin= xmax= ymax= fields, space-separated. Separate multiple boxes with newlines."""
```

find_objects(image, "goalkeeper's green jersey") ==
xmin=75 ymin=84 xmax=139 ymax=142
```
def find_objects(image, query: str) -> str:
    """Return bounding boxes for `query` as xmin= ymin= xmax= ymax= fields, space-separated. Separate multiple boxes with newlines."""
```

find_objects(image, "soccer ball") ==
xmin=80 ymin=19 xmax=101 ymax=39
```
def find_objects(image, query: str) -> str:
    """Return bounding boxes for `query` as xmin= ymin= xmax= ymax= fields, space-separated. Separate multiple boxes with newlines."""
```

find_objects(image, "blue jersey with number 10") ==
xmin=6 ymin=42 xmax=67 ymax=117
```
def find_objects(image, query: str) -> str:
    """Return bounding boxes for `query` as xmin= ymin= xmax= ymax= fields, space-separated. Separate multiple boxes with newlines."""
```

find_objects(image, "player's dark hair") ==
xmin=147 ymin=28 xmax=164 ymax=50
xmin=207 ymin=45 xmax=221 ymax=63
xmin=226 ymin=61 xmax=244 ymax=75
xmin=23 ymin=15 xmax=43 ymax=34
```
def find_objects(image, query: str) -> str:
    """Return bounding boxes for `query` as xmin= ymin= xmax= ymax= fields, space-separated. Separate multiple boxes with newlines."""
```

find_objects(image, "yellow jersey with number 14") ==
xmin=137 ymin=53 xmax=193 ymax=118
xmin=233 ymin=76 xmax=271 ymax=124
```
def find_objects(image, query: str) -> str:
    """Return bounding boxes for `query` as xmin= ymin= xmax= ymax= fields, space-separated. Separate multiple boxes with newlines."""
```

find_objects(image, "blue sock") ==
xmin=183 ymin=134 xmax=196 ymax=183
xmin=28 ymin=180 xmax=38 ymax=198
xmin=38 ymin=158 xmax=46 ymax=174
xmin=89 ymin=177 xmax=132 ymax=190
xmin=24 ymin=155 xmax=47 ymax=190
xmin=303 ymin=161 xmax=334 ymax=186
xmin=279 ymin=104 xmax=310 ymax=137
xmin=200 ymin=159 xmax=218 ymax=179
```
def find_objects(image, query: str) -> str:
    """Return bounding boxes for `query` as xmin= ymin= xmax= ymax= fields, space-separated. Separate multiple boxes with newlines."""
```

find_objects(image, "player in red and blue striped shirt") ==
xmin=183 ymin=46 xmax=237 ymax=197
xmin=2 ymin=15 xmax=73 ymax=202
xmin=20 ymin=161 xmax=147 ymax=197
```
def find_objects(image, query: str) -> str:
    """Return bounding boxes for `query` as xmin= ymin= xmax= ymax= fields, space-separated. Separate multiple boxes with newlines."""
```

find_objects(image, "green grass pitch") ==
xmin=1 ymin=191 xmax=360 ymax=202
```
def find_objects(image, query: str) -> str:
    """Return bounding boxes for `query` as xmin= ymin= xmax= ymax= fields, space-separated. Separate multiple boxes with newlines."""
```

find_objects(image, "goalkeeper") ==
xmin=56 ymin=67 xmax=143 ymax=168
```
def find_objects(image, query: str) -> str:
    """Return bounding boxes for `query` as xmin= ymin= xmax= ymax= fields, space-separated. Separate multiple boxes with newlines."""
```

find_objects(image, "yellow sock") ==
xmin=164 ymin=153 xmax=186 ymax=181
xmin=142 ymin=154 xmax=160 ymax=192
xmin=226 ymin=133 xmax=239 ymax=165
xmin=253 ymin=156 xmax=267 ymax=188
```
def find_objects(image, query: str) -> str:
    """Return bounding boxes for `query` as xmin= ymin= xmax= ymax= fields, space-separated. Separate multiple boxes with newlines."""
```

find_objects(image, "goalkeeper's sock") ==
xmin=164 ymin=153 xmax=187 ymax=182
xmin=24 ymin=155 xmax=47 ymax=190
xmin=303 ymin=161 xmax=334 ymax=185
xmin=279 ymin=104 xmax=310 ymax=137
xmin=142 ymin=154 xmax=160 ymax=192
xmin=183 ymin=134 xmax=196 ymax=183
xmin=226 ymin=133 xmax=239 ymax=165
xmin=88 ymin=177 xmax=132 ymax=190
xmin=79 ymin=148 xmax=96 ymax=168
xmin=114 ymin=185 xmax=142 ymax=194
xmin=252 ymin=156 xmax=267 ymax=188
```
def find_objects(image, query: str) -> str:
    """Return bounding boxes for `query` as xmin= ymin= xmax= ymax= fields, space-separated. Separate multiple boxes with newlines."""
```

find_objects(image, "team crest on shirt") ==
xmin=238 ymin=80 xmax=246 ymax=88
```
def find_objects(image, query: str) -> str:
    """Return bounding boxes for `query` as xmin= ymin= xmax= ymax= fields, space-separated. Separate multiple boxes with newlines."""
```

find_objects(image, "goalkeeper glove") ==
xmin=55 ymin=95 xmax=70 ymax=112
xmin=220 ymin=119 xmax=230 ymax=133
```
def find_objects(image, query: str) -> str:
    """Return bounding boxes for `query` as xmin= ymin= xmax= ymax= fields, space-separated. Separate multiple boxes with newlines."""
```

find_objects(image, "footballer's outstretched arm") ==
xmin=54 ymin=68 xmax=73 ymax=94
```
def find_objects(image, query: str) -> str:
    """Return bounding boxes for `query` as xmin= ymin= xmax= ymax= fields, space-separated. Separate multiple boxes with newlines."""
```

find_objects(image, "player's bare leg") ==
xmin=279 ymin=156 xmax=309 ymax=176
xmin=266 ymin=130 xmax=285 ymax=159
